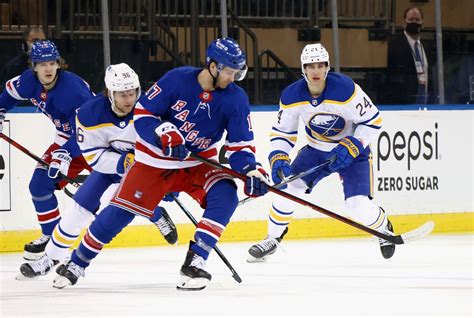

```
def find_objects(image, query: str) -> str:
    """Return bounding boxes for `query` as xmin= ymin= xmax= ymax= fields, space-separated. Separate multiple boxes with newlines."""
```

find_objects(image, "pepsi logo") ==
xmin=308 ymin=113 xmax=345 ymax=138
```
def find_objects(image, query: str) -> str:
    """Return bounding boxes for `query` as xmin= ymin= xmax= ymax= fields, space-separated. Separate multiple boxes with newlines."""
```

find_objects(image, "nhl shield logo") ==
xmin=120 ymin=121 xmax=126 ymax=128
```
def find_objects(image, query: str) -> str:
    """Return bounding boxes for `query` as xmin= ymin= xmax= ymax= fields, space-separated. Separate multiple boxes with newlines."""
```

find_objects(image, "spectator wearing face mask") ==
xmin=0 ymin=27 xmax=46 ymax=90
xmin=384 ymin=7 xmax=433 ymax=105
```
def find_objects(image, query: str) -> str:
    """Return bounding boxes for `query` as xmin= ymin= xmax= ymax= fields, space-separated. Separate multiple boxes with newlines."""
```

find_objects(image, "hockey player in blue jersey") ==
xmin=53 ymin=37 xmax=270 ymax=291
xmin=17 ymin=63 xmax=178 ymax=279
xmin=247 ymin=43 xmax=396 ymax=262
xmin=0 ymin=40 xmax=94 ymax=260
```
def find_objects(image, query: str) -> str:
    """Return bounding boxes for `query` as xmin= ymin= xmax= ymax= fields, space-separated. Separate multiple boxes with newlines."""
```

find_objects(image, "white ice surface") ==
xmin=1 ymin=234 xmax=472 ymax=318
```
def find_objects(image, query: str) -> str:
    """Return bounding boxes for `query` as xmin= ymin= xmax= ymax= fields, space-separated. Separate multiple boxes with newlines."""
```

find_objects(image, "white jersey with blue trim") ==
xmin=75 ymin=95 xmax=136 ymax=175
xmin=271 ymin=72 xmax=382 ymax=154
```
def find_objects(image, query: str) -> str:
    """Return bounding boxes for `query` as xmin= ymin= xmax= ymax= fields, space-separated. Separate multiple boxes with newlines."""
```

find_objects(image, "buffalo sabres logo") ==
xmin=307 ymin=113 xmax=345 ymax=140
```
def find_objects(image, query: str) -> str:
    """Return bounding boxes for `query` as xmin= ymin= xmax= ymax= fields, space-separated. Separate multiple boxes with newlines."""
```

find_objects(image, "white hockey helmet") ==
xmin=300 ymin=43 xmax=330 ymax=82
xmin=104 ymin=63 xmax=141 ymax=115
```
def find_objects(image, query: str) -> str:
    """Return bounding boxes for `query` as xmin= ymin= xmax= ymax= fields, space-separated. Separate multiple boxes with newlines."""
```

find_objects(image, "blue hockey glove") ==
xmin=0 ymin=108 xmax=5 ymax=134
xmin=116 ymin=152 xmax=135 ymax=176
xmin=48 ymin=149 xmax=72 ymax=179
xmin=268 ymin=150 xmax=291 ymax=187
xmin=155 ymin=122 xmax=189 ymax=161
xmin=327 ymin=136 xmax=364 ymax=172
xmin=243 ymin=162 xmax=270 ymax=197
xmin=162 ymin=192 xmax=179 ymax=202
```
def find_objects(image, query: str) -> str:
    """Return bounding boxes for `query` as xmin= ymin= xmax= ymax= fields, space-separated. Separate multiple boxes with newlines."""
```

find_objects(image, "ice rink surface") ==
xmin=1 ymin=234 xmax=472 ymax=318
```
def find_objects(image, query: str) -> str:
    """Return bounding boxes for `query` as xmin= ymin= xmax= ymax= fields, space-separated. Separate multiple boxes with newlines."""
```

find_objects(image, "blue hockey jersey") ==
xmin=0 ymin=69 xmax=95 ymax=156
xmin=134 ymin=66 xmax=256 ymax=173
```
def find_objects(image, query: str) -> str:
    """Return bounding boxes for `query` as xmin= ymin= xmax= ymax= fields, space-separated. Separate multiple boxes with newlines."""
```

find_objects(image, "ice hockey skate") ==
xmin=153 ymin=208 xmax=178 ymax=244
xmin=247 ymin=227 xmax=288 ymax=263
xmin=379 ymin=219 xmax=396 ymax=259
xmin=53 ymin=261 xmax=85 ymax=289
xmin=18 ymin=254 xmax=58 ymax=279
xmin=23 ymin=234 xmax=50 ymax=261
xmin=177 ymin=247 xmax=212 ymax=291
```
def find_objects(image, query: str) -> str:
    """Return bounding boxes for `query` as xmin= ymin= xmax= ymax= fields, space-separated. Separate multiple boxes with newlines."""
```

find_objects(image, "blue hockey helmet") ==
xmin=206 ymin=37 xmax=247 ymax=81
xmin=30 ymin=40 xmax=61 ymax=63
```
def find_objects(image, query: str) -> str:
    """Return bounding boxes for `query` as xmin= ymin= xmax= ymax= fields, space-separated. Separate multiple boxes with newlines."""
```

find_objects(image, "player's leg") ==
xmin=53 ymin=162 xmax=167 ymax=288
xmin=52 ymin=205 xmax=136 ymax=288
xmin=340 ymin=149 xmax=395 ymax=259
xmin=248 ymin=146 xmax=331 ymax=262
xmin=18 ymin=172 xmax=116 ymax=278
xmin=24 ymin=146 xmax=90 ymax=260
xmin=178 ymin=168 xmax=238 ymax=290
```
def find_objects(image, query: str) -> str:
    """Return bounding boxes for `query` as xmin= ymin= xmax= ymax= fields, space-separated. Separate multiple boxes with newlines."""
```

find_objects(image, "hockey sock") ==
xmin=191 ymin=180 xmax=238 ymax=260
xmin=71 ymin=205 xmax=135 ymax=268
xmin=29 ymin=168 xmax=61 ymax=235
xmin=47 ymin=202 xmax=95 ymax=262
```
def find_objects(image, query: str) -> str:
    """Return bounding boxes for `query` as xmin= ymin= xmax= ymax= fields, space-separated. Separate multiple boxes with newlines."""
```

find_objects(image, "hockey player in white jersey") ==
xmin=248 ymin=43 xmax=396 ymax=262
xmin=18 ymin=63 xmax=177 ymax=278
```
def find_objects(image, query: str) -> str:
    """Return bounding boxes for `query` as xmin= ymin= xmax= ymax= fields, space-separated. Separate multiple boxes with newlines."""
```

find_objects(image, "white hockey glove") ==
xmin=48 ymin=149 xmax=72 ymax=179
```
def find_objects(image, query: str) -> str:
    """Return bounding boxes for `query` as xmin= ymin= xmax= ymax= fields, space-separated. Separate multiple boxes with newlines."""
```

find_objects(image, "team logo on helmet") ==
xmin=307 ymin=113 xmax=345 ymax=139
xmin=30 ymin=40 xmax=60 ymax=63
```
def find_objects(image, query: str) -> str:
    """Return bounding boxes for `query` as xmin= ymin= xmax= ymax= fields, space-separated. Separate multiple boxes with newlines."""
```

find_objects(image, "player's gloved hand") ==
xmin=116 ymin=152 xmax=135 ymax=176
xmin=327 ymin=136 xmax=364 ymax=173
xmin=268 ymin=150 xmax=291 ymax=187
xmin=48 ymin=149 xmax=72 ymax=179
xmin=155 ymin=122 xmax=189 ymax=161
xmin=243 ymin=162 xmax=271 ymax=197
xmin=0 ymin=108 xmax=6 ymax=134
xmin=162 ymin=192 xmax=179 ymax=202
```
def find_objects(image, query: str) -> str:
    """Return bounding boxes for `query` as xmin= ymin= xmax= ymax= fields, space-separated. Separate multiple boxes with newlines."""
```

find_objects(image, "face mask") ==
xmin=405 ymin=22 xmax=422 ymax=35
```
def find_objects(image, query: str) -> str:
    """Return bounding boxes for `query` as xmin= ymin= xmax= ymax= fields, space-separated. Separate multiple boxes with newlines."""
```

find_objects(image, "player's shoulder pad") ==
xmin=323 ymin=73 xmax=355 ymax=104
xmin=10 ymin=69 xmax=37 ymax=97
xmin=76 ymin=95 xmax=112 ymax=127
xmin=280 ymin=78 xmax=307 ymax=106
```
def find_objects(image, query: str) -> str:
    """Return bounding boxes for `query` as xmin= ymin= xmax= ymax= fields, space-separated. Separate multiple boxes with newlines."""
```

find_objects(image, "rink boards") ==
xmin=0 ymin=106 xmax=472 ymax=252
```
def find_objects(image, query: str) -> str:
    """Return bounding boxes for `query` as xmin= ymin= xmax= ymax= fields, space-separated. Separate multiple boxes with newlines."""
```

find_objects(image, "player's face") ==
xmin=216 ymin=66 xmax=238 ymax=89
xmin=304 ymin=62 xmax=328 ymax=86
xmin=113 ymin=89 xmax=138 ymax=115
xmin=34 ymin=61 xmax=60 ymax=85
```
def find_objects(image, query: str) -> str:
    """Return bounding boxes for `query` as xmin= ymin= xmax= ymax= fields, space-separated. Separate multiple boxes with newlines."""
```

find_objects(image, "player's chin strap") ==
xmin=189 ymin=152 xmax=435 ymax=245
xmin=207 ymin=63 xmax=219 ymax=89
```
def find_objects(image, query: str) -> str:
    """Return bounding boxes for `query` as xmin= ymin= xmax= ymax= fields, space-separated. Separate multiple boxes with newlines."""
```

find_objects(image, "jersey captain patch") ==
xmin=308 ymin=113 xmax=345 ymax=138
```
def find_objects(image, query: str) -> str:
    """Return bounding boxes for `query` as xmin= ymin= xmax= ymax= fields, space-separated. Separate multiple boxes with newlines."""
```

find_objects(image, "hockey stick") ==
xmin=170 ymin=194 xmax=243 ymax=284
xmin=0 ymin=133 xmax=81 ymax=189
xmin=238 ymin=159 xmax=332 ymax=206
xmin=189 ymin=153 xmax=434 ymax=245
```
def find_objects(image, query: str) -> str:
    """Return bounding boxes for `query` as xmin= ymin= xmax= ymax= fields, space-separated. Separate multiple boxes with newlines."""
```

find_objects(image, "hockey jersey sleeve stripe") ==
xmin=357 ymin=111 xmax=381 ymax=125
xmin=271 ymin=126 xmax=298 ymax=135
xmin=270 ymin=132 xmax=297 ymax=142
xmin=270 ymin=137 xmax=295 ymax=148
xmin=280 ymin=100 xmax=310 ymax=109
xmin=5 ymin=77 xmax=27 ymax=101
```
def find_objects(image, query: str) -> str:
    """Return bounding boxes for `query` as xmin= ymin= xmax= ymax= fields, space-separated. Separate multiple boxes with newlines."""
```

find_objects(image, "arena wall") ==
xmin=0 ymin=107 xmax=472 ymax=252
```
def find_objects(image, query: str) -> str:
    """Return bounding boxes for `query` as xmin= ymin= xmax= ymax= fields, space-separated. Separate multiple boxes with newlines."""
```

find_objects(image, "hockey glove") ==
xmin=243 ymin=162 xmax=270 ymax=197
xmin=116 ymin=152 xmax=135 ymax=176
xmin=155 ymin=122 xmax=189 ymax=161
xmin=327 ymin=136 xmax=364 ymax=173
xmin=162 ymin=192 xmax=179 ymax=202
xmin=48 ymin=149 xmax=72 ymax=179
xmin=0 ymin=108 xmax=5 ymax=134
xmin=268 ymin=150 xmax=291 ymax=187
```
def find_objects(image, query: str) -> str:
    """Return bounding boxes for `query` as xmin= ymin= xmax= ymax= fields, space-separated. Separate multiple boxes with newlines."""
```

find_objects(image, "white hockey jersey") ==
xmin=270 ymin=72 xmax=382 ymax=154
xmin=75 ymin=95 xmax=136 ymax=174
